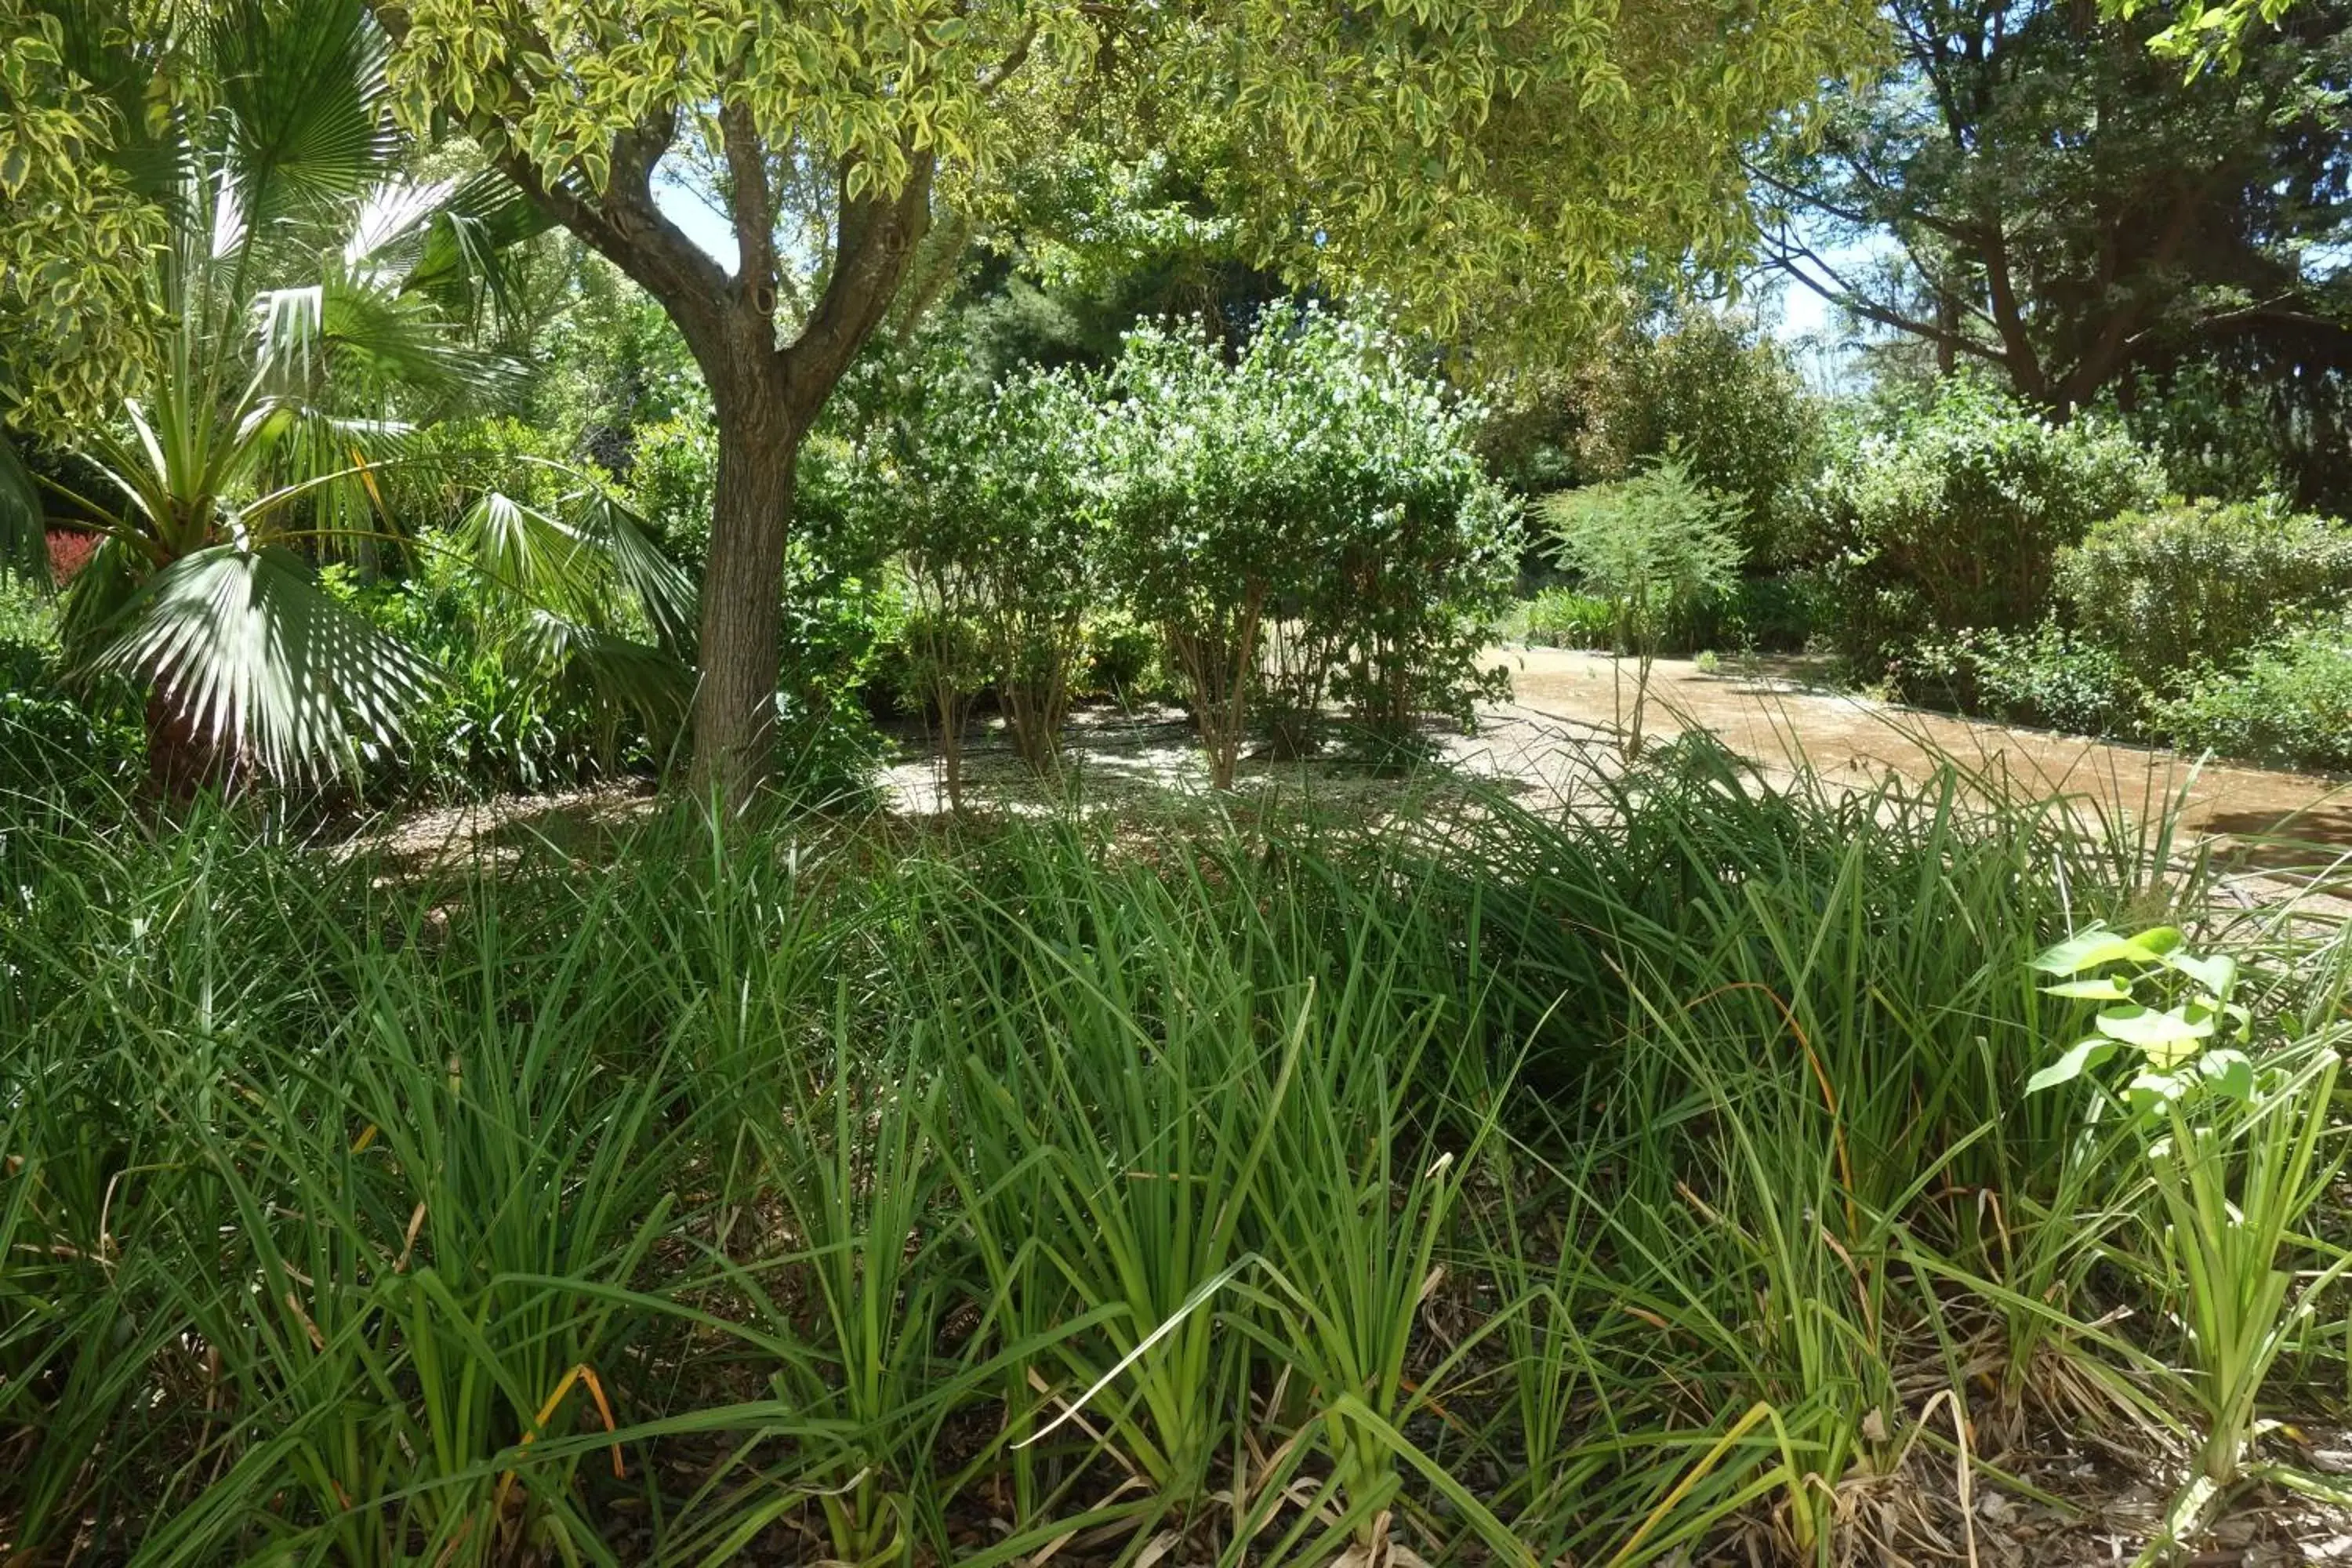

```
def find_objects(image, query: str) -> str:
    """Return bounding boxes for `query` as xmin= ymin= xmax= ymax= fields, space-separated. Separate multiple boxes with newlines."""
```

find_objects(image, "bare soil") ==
xmin=370 ymin=647 xmax=2352 ymax=888
xmin=1478 ymin=646 xmax=2347 ymax=841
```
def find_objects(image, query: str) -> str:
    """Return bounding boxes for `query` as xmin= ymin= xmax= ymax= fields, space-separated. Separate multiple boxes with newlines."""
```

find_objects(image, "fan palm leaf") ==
xmin=209 ymin=0 xmax=394 ymax=227
xmin=24 ymin=0 xmax=684 ymax=786
xmin=89 ymin=542 xmax=438 ymax=781
xmin=353 ymin=170 xmax=551 ymax=328
xmin=448 ymin=486 xmax=698 ymax=728
xmin=575 ymin=492 xmax=697 ymax=655
xmin=513 ymin=610 xmax=696 ymax=733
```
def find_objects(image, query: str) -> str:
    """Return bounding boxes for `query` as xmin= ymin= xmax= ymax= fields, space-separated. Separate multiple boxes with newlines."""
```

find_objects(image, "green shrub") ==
xmin=0 ymin=573 xmax=143 ymax=799
xmin=376 ymin=416 xmax=579 ymax=539
xmin=2058 ymin=495 xmax=2352 ymax=683
xmin=1102 ymin=311 xmax=1515 ymax=779
xmin=1811 ymin=379 xmax=2167 ymax=673
xmin=1680 ymin=574 xmax=1819 ymax=654
xmin=1544 ymin=456 xmax=1744 ymax=754
xmin=332 ymin=554 xmax=652 ymax=800
xmin=2101 ymin=362 xmax=2288 ymax=507
xmin=852 ymin=354 xmax=1102 ymax=797
xmin=1511 ymin=575 xmax=1817 ymax=656
xmin=1545 ymin=458 xmax=1745 ymax=651
xmin=1271 ymin=315 xmax=1520 ymax=748
xmin=1512 ymin=586 xmax=1617 ymax=648
xmin=626 ymin=410 xmax=722 ymax=572
xmin=1903 ymin=622 xmax=2147 ymax=738
xmin=964 ymin=368 xmax=1103 ymax=771
xmin=2151 ymin=619 xmax=2352 ymax=772
xmin=1076 ymin=608 xmax=1168 ymax=701
xmin=1099 ymin=322 xmax=1308 ymax=785
xmin=1569 ymin=311 xmax=1824 ymax=564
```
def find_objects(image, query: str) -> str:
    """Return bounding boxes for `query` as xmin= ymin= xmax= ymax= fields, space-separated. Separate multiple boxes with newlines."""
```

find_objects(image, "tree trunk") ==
xmin=691 ymin=390 xmax=804 ymax=811
xmin=145 ymin=687 xmax=243 ymax=799
xmin=473 ymin=111 xmax=934 ymax=811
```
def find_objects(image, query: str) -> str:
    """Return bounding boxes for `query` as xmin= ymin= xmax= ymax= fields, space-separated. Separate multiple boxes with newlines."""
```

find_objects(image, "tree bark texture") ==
xmin=693 ymin=391 xmax=803 ymax=801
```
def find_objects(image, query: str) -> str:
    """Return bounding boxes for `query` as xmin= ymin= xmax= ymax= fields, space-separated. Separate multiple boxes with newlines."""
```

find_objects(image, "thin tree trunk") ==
xmin=690 ymin=393 xmax=804 ymax=811
xmin=1171 ymin=590 xmax=1265 ymax=790
xmin=935 ymin=683 xmax=967 ymax=811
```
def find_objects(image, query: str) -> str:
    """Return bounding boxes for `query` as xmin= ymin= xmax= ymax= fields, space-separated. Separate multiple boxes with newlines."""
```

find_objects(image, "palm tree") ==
xmin=3 ymin=0 xmax=692 ymax=789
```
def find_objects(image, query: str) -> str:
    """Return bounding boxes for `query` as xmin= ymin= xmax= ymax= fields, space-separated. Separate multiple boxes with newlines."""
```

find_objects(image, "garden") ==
xmin=9 ymin=0 xmax=2352 ymax=1563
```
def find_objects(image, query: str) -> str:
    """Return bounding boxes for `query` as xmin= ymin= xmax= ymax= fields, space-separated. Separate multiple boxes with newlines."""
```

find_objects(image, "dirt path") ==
xmin=360 ymin=646 xmax=2352 ymax=886
xmin=1461 ymin=646 xmax=2352 ymax=866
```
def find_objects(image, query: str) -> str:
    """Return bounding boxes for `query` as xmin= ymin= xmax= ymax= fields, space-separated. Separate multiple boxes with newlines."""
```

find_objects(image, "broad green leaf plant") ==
xmin=2026 ymin=924 xmax=2346 ymax=1546
xmin=0 ymin=0 xmax=170 ymax=443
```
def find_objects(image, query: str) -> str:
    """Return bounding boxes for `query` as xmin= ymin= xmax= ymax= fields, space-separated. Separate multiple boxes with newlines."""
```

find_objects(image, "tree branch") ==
xmin=780 ymin=142 xmax=937 ymax=421
xmin=1762 ymin=227 xmax=2011 ymax=370
xmin=1976 ymin=210 xmax=2048 ymax=401
xmin=2060 ymin=177 xmax=2209 ymax=410
xmin=719 ymin=101 xmax=779 ymax=314
xmin=977 ymin=20 xmax=1040 ymax=93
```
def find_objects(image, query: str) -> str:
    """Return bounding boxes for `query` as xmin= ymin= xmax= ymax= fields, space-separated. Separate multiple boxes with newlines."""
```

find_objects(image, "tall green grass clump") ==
xmin=4 ymin=735 xmax=2345 ymax=1564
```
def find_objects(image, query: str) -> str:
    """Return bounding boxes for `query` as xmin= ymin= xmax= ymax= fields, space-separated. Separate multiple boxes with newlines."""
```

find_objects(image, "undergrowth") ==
xmin=2 ymin=739 xmax=2347 ymax=1565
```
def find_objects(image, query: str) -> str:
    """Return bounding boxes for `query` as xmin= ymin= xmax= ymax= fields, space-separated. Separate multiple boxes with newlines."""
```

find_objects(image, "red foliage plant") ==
xmin=45 ymin=528 xmax=98 ymax=585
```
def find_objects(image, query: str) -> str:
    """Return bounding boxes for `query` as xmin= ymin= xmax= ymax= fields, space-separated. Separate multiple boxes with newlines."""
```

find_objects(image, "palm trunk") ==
xmin=145 ymin=688 xmax=243 ymax=799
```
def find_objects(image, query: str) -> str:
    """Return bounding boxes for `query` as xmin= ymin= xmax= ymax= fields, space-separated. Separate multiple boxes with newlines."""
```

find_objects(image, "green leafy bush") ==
xmin=1903 ymin=622 xmax=2146 ymax=738
xmin=2101 ymin=363 xmax=2288 ymax=507
xmin=1099 ymin=322 xmax=1312 ymax=785
xmin=1511 ymin=586 xmax=1617 ymax=648
xmin=377 ymin=416 xmax=579 ymax=536
xmin=1811 ymin=380 xmax=2167 ymax=674
xmin=0 ymin=573 xmax=143 ymax=799
xmin=331 ymin=554 xmax=653 ymax=800
xmin=1076 ymin=608 xmax=1168 ymax=702
xmin=1680 ymin=574 xmax=1819 ymax=654
xmin=1265 ymin=313 xmax=1519 ymax=750
xmin=1101 ymin=310 xmax=1515 ymax=779
xmin=1569 ymin=311 xmax=1824 ymax=564
xmin=849 ymin=353 xmax=1103 ymax=797
xmin=1511 ymin=575 xmax=1817 ymax=655
xmin=2058 ymin=495 xmax=2352 ymax=681
xmin=1547 ymin=459 xmax=1745 ymax=647
xmin=2150 ymin=619 xmax=2352 ymax=773
xmin=962 ymin=368 xmax=1104 ymax=771
xmin=626 ymin=411 xmax=723 ymax=572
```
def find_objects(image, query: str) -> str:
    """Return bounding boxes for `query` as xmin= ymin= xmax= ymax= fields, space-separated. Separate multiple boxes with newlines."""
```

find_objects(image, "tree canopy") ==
xmin=379 ymin=0 xmax=1883 ymax=357
xmin=339 ymin=0 xmax=1884 ymax=802
xmin=1755 ymin=0 xmax=2352 ymax=491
